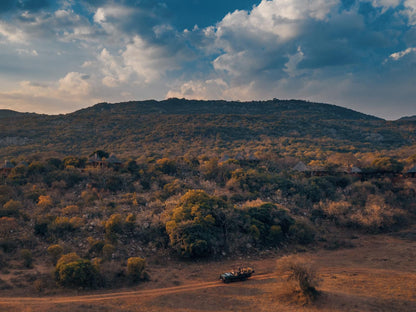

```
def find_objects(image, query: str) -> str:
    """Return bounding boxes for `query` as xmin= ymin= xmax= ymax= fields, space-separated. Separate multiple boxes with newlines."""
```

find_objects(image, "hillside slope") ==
xmin=0 ymin=98 xmax=414 ymax=159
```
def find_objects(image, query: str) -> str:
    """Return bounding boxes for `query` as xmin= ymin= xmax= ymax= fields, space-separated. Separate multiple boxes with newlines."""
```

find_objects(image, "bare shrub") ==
xmin=318 ymin=195 xmax=407 ymax=232
xmin=276 ymin=255 xmax=320 ymax=304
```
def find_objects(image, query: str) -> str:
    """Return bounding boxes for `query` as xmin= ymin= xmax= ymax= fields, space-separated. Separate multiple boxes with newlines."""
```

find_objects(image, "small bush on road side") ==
xmin=276 ymin=255 xmax=320 ymax=304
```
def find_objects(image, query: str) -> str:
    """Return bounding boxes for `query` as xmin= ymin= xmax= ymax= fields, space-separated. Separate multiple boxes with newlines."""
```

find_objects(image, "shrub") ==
xmin=126 ymin=257 xmax=146 ymax=282
xmin=37 ymin=195 xmax=53 ymax=210
xmin=34 ymin=216 xmax=54 ymax=236
xmin=249 ymin=224 xmax=260 ymax=242
xmin=102 ymin=244 xmax=115 ymax=261
xmin=244 ymin=203 xmax=294 ymax=247
xmin=276 ymin=256 xmax=320 ymax=303
xmin=0 ymin=185 xmax=14 ymax=206
xmin=55 ymin=252 xmax=100 ymax=288
xmin=56 ymin=259 xmax=100 ymax=288
xmin=56 ymin=252 xmax=80 ymax=269
xmin=0 ymin=239 xmax=17 ymax=253
xmin=81 ymin=190 xmax=98 ymax=204
xmin=61 ymin=205 xmax=80 ymax=216
xmin=155 ymin=158 xmax=177 ymax=175
xmin=165 ymin=190 xmax=231 ymax=258
xmin=47 ymin=244 xmax=64 ymax=265
xmin=69 ymin=217 xmax=84 ymax=228
xmin=105 ymin=214 xmax=124 ymax=241
xmin=124 ymin=213 xmax=136 ymax=232
xmin=371 ymin=157 xmax=403 ymax=173
xmin=49 ymin=217 xmax=75 ymax=236
xmin=268 ymin=225 xmax=284 ymax=245
xmin=88 ymin=240 xmax=105 ymax=257
xmin=0 ymin=199 xmax=22 ymax=218
xmin=20 ymin=249 xmax=33 ymax=268
xmin=289 ymin=220 xmax=315 ymax=245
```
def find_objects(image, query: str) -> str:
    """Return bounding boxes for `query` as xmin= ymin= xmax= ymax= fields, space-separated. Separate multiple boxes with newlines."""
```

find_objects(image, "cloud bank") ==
xmin=0 ymin=0 xmax=415 ymax=119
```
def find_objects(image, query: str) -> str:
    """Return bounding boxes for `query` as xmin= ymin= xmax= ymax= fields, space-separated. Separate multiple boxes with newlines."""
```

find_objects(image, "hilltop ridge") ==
xmin=71 ymin=98 xmax=381 ymax=120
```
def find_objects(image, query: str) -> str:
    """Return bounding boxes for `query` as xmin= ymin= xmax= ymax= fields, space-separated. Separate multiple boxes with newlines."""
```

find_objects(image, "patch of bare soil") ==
xmin=0 ymin=228 xmax=415 ymax=312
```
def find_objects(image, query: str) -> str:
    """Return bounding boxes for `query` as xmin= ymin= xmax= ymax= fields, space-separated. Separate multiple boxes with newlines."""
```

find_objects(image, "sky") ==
xmin=0 ymin=0 xmax=415 ymax=119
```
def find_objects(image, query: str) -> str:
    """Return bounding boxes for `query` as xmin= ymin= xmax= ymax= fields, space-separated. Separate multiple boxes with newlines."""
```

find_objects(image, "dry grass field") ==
xmin=1 ymin=227 xmax=415 ymax=312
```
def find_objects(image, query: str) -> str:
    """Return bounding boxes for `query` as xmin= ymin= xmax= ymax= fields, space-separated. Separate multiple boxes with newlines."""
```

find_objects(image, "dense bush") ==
xmin=0 ymin=143 xmax=414 ymax=292
xmin=242 ymin=203 xmax=294 ymax=246
xmin=20 ymin=249 xmax=33 ymax=268
xmin=102 ymin=244 xmax=115 ymax=261
xmin=371 ymin=157 xmax=404 ymax=173
xmin=47 ymin=244 xmax=64 ymax=265
xmin=55 ymin=253 xmax=101 ymax=288
xmin=126 ymin=257 xmax=146 ymax=282
xmin=49 ymin=217 xmax=75 ymax=236
xmin=166 ymin=190 xmax=232 ymax=258
xmin=105 ymin=214 xmax=124 ymax=241
xmin=289 ymin=220 xmax=315 ymax=245
xmin=0 ymin=199 xmax=21 ymax=218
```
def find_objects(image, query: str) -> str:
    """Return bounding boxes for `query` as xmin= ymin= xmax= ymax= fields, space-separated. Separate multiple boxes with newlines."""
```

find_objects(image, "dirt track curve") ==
xmin=0 ymin=273 xmax=276 ymax=305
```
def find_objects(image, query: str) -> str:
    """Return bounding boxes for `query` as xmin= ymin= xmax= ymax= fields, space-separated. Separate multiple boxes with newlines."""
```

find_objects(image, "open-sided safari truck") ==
xmin=219 ymin=267 xmax=255 ymax=283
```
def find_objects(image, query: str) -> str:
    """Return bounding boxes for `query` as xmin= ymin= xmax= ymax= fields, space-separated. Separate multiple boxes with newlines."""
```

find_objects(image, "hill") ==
xmin=0 ymin=98 xmax=414 ymax=160
xmin=0 ymin=98 xmax=415 ymax=306
xmin=398 ymin=115 xmax=416 ymax=121
xmin=0 ymin=109 xmax=33 ymax=119
xmin=74 ymin=98 xmax=380 ymax=119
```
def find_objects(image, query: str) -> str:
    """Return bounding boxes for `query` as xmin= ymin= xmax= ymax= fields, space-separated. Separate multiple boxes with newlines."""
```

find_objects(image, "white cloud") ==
xmin=0 ymin=21 xmax=27 ymax=43
xmin=389 ymin=47 xmax=416 ymax=60
xmin=208 ymin=0 xmax=344 ymax=83
xmin=93 ymin=6 xmax=132 ymax=24
xmin=93 ymin=8 xmax=106 ymax=24
xmin=17 ymin=49 xmax=38 ymax=56
xmin=166 ymin=79 xmax=228 ymax=99
xmin=216 ymin=0 xmax=337 ymax=47
xmin=58 ymin=72 xmax=91 ymax=96
xmin=92 ymin=5 xmax=134 ymax=38
xmin=404 ymin=0 xmax=416 ymax=25
xmin=123 ymin=36 xmax=179 ymax=83
xmin=12 ymin=72 xmax=92 ymax=99
xmin=371 ymin=0 xmax=401 ymax=9
xmin=284 ymin=46 xmax=305 ymax=77
xmin=0 ymin=72 xmax=99 ymax=114
xmin=98 ymin=48 xmax=132 ymax=87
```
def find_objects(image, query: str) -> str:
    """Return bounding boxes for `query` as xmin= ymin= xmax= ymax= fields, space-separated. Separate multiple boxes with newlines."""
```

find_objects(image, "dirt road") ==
xmin=0 ymin=273 xmax=275 ymax=305
xmin=1 ymin=231 xmax=415 ymax=312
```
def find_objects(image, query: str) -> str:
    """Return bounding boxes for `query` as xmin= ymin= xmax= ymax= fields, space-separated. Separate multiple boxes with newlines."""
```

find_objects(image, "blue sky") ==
xmin=0 ymin=0 xmax=415 ymax=119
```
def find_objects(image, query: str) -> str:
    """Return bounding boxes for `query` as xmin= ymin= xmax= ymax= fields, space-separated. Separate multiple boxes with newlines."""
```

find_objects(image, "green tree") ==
xmin=55 ymin=253 xmax=100 ymax=288
xmin=165 ymin=190 xmax=231 ymax=258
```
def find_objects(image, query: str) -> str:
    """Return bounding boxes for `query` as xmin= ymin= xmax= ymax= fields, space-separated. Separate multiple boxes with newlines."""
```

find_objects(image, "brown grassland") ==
xmin=0 ymin=225 xmax=415 ymax=312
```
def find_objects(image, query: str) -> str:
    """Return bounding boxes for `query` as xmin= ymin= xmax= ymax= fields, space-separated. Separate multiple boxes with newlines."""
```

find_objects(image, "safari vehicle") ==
xmin=219 ymin=267 xmax=255 ymax=283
